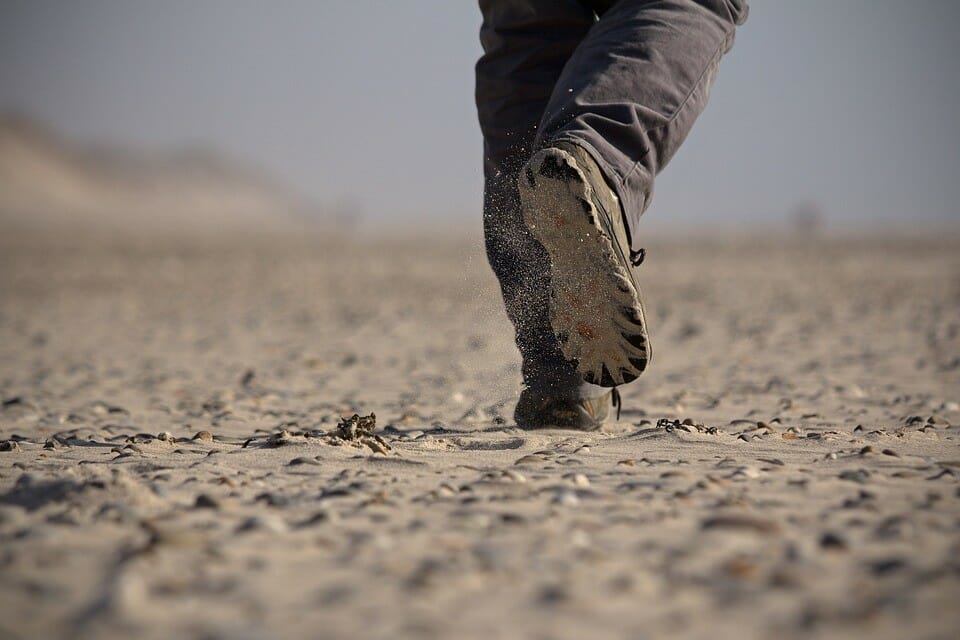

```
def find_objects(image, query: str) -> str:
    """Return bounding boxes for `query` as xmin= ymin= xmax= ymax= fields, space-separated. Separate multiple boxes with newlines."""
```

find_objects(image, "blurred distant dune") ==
xmin=0 ymin=113 xmax=323 ymax=236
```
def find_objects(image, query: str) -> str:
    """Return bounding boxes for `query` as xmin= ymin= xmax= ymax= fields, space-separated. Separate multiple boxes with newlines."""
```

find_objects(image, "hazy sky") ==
xmin=2 ymin=1 xmax=959 ymax=231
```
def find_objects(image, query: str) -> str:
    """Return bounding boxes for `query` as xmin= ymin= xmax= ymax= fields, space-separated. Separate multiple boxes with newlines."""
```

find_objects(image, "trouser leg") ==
xmin=536 ymin=0 xmax=749 ymax=249
xmin=475 ymin=0 xmax=598 ymax=395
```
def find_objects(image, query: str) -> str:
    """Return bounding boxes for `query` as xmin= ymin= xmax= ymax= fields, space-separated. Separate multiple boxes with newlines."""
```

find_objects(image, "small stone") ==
xmin=838 ymin=469 xmax=870 ymax=484
xmin=564 ymin=473 xmax=590 ymax=487
xmin=237 ymin=515 xmax=287 ymax=534
xmin=194 ymin=494 xmax=220 ymax=509
xmin=858 ymin=446 xmax=874 ymax=456
xmin=732 ymin=466 xmax=760 ymax=479
xmin=537 ymin=584 xmax=568 ymax=605
xmin=365 ymin=438 xmax=389 ymax=455
xmin=288 ymin=457 xmax=321 ymax=467
xmin=502 ymin=469 xmax=527 ymax=483
xmin=256 ymin=492 xmax=292 ymax=507
xmin=436 ymin=483 xmax=458 ymax=498
xmin=266 ymin=430 xmax=293 ymax=447
xmin=157 ymin=432 xmax=175 ymax=442
xmin=891 ymin=470 xmax=918 ymax=479
xmin=819 ymin=531 xmax=848 ymax=551
xmin=723 ymin=557 xmax=757 ymax=580
xmin=299 ymin=510 xmax=338 ymax=527
xmin=0 ymin=440 xmax=21 ymax=452
xmin=881 ymin=449 xmax=899 ymax=457
xmin=192 ymin=431 xmax=213 ymax=442
xmin=825 ymin=452 xmax=838 ymax=460
xmin=552 ymin=490 xmax=579 ymax=507
xmin=870 ymin=558 xmax=907 ymax=576
xmin=701 ymin=514 xmax=780 ymax=535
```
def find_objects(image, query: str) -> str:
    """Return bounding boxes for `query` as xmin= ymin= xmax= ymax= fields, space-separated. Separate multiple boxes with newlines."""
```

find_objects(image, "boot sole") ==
xmin=520 ymin=148 xmax=651 ymax=387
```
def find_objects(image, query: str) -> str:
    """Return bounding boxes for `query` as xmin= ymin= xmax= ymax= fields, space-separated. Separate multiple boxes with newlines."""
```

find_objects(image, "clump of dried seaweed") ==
xmin=336 ymin=413 xmax=376 ymax=440
xmin=334 ymin=413 xmax=391 ymax=454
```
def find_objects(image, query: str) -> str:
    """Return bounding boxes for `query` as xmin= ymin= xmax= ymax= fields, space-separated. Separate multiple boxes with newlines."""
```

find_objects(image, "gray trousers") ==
xmin=476 ymin=0 xmax=748 ymax=395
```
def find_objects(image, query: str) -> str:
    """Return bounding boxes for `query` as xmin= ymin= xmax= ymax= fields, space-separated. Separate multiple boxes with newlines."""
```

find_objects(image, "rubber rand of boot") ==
xmin=519 ymin=145 xmax=651 ymax=388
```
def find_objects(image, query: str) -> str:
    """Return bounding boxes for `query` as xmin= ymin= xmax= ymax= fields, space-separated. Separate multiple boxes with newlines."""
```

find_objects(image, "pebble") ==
xmin=838 ymin=469 xmax=871 ymax=484
xmin=192 ymin=431 xmax=213 ymax=442
xmin=758 ymin=458 xmax=784 ymax=467
xmin=701 ymin=514 xmax=781 ymax=535
xmin=257 ymin=492 xmax=293 ymax=507
xmin=436 ymin=483 xmax=458 ymax=498
xmin=237 ymin=515 xmax=287 ymax=534
xmin=366 ymin=438 xmax=389 ymax=455
xmin=819 ymin=531 xmax=848 ymax=551
xmin=537 ymin=584 xmax=568 ymax=605
xmin=472 ymin=542 xmax=513 ymax=571
xmin=552 ymin=490 xmax=580 ymax=507
xmin=731 ymin=466 xmax=761 ymax=479
xmin=299 ymin=509 xmax=338 ymax=527
xmin=288 ymin=456 xmax=321 ymax=467
xmin=157 ymin=432 xmax=175 ymax=442
xmin=266 ymin=430 xmax=293 ymax=447
xmin=193 ymin=494 xmax=220 ymax=509
xmin=502 ymin=469 xmax=527 ymax=483
xmin=870 ymin=558 xmax=907 ymax=576
xmin=564 ymin=473 xmax=590 ymax=487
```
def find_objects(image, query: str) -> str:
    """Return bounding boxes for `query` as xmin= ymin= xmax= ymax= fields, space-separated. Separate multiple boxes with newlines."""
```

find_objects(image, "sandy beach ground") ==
xmin=0 ymin=230 xmax=958 ymax=640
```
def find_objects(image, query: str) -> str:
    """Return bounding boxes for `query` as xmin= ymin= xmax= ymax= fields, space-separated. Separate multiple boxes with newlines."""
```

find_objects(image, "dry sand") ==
xmin=0 ymin=231 xmax=958 ymax=640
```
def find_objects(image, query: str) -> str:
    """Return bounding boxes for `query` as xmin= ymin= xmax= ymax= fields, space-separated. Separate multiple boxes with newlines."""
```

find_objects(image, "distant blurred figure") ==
xmin=791 ymin=200 xmax=824 ymax=237
xmin=476 ymin=0 xmax=748 ymax=429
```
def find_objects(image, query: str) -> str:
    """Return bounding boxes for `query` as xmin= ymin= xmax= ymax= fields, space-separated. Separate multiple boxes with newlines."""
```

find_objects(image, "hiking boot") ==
xmin=514 ymin=385 xmax=621 ymax=431
xmin=519 ymin=142 xmax=652 ymax=388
